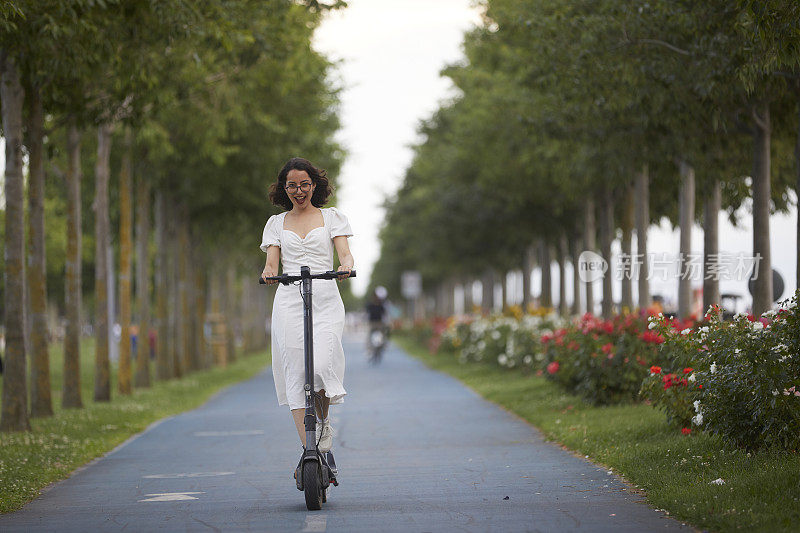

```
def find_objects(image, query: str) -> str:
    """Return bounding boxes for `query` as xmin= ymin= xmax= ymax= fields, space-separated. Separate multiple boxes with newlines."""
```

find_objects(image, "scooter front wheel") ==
xmin=303 ymin=461 xmax=323 ymax=510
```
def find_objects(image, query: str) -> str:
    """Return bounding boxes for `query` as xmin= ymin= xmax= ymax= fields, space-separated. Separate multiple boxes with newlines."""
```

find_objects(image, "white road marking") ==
xmin=143 ymin=472 xmax=235 ymax=479
xmin=138 ymin=492 xmax=205 ymax=502
xmin=301 ymin=514 xmax=327 ymax=532
xmin=193 ymin=430 xmax=265 ymax=437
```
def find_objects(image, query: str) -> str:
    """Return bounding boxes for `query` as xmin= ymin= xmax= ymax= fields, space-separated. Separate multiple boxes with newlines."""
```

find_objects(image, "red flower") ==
xmin=683 ymin=367 xmax=694 ymax=374
xmin=547 ymin=361 xmax=560 ymax=375
xmin=541 ymin=334 xmax=552 ymax=344
xmin=640 ymin=331 xmax=665 ymax=344
xmin=567 ymin=341 xmax=580 ymax=351
xmin=601 ymin=322 xmax=614 ymax=334
xmin=601 ymin=343 xmax=614 ymax=354
xmin=681 ymin=428 xmax=691 ymax=436
xmin=650 ymin=365 xmax=662 ymax=374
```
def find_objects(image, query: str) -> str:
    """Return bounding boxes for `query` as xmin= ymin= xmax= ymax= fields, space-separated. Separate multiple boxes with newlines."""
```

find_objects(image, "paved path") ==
xmin=1 ymin=335 xmax=688 ymax=532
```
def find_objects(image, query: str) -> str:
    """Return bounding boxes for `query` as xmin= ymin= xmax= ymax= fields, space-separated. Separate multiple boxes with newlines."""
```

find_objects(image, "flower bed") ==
xmin=440 ymin=313 xmax=563 ymax=371
xmin=540 ymin=312 xmax=693 ymax=404
xmin=646 ymin=292 xmax=800 ymax=450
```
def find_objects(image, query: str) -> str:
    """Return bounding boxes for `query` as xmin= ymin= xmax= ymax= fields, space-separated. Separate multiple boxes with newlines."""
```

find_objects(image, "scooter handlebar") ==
xmin=259 ymin=269 xmax=356 ymax=285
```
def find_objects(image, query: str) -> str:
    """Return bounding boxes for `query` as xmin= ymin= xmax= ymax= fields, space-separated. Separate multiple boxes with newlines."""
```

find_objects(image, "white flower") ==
xmin=752 ymin=321 xmax=764 ymax=331
xmin=693 ymin=400 xmax=701 ymax=412
xmin=762 ymin=309 xmax=776 ymax=318
xmin=688 ymin=373 xmax=696 ymax=383
xmin=772 ymin=390 xmax=780 ymax=396
xmin=498 ymin=354 xmax=508 ymax=366
xmin=692 ymin=413 xmax=703 ymax=426
xmin=710 ymin=362 xmax=717 ymax=374
xmin=710 ymin=478 xmax=725 ymax=485
xmin=523 ymin=355 xmax=533 ymax=365
xmin=491 ymin=330 xmax=501 ymax=340
xmin=681 ymin=328 xmax=691 ymax=335
xmin=734 ymin=348 xmax=741 ymax=354
xmin=648 ymin=321 xmax=657 ymax=330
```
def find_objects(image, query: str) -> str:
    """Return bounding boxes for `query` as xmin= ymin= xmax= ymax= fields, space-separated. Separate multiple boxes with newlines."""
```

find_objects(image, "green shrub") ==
xmin=542 ymin=312 xmax=686 ymax=404
xmin=442 ymin=313 xmax=562 ymax=370
xmin=648 ymin=291 xmax=800 ymax=450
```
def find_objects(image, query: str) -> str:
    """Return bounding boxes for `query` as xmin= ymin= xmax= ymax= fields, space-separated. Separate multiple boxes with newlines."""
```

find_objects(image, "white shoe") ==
xmin=317 ymin=419 xmax=333 ymax=452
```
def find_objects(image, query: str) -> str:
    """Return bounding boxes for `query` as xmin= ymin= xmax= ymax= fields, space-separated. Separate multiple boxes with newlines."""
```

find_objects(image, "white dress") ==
xmin=260 ymin=207 xmax=353 ymax=410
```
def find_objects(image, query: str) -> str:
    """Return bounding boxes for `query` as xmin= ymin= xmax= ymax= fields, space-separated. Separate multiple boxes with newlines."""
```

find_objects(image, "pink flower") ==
xmin=547 ymin=361 xmax=560 ymax=375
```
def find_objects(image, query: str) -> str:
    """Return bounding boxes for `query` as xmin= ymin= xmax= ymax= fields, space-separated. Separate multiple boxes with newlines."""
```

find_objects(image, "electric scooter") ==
xmin=260 ymin=266 xmax=355 ymax=510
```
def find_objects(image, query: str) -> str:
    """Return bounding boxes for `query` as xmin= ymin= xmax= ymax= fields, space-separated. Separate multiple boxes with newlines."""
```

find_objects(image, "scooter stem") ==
xmin=301 ymin=266 xmax=317 ymax=452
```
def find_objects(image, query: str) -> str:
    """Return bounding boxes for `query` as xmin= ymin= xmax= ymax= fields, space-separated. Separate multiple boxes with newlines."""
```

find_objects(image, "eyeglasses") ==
xmin=285 ymin=182 xmax=313 ymax=194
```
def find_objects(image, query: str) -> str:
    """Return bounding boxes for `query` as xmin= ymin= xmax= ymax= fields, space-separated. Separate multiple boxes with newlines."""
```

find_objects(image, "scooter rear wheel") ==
xmin=303 ymin=461 xmax=323 ymax=510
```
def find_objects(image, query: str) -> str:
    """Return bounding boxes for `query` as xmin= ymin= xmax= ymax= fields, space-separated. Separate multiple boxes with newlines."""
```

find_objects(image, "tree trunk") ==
xmin=93 ymin=124 xmax=113 ymax=402
xmin=678 ymin=160 xmax=695 ymax=320
xmin=0 ymin=52 xmax=30 ymax=431
xmin=703 ymin=178 xmax=721 ymax=313
xmin=118 ymin=129 xmax=133 ymax=394
xmin=194 ymin=262 xmax=207 ymax=368
xmin=463 ymin=278 xmax=474 ymax=314
xmin=570 ymin=231 xmax=582 ymax=316
xmin=134 ymin=173 xmax=151 ymax=388
xmin=796 ymin=95 xmax=800 ymax=290
xmin=599 ymin=188 xmax=614 ymax=319
xmin=540 ymin=241 xmax=553 ymax=309
xmin=481 ymin=270 xmax=494 ymax=314
xmin=179 ymin=211 xmax=193 ymax=371
xmin=751 ymin=104 xmax=773 ymax=315
xmin=558 ymin=234 xmax=568 ymax=316
xmin=621 ymin=183 xmax=634 ymax=311
xmin=210 ymin=263 xmax=228 ymax=366
xmin=634 ymin=165 xmax=650 ymax=309
xmin=584 ymin=199 xmax=596 ymax=314
xmin=154 ymin=191 xmax=171 ymax=380
xmin=500 ymin=272 xmax=508 ymax=312
xmin=62 ymin=120 xmax=83 ymax=409
xmin=26 ymin=85 xmax=52 ymax=418
xmin=522 ymin=246 xmax=533 ymax=312
xmin=224 ymin=263 xmax=236 ymax=364
xmin=169 ymin=220 xmax=182 ymax=378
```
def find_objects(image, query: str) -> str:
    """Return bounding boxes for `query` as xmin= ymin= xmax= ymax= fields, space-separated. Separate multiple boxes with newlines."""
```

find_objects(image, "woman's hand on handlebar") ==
xmin=336 ymin=265 xmax=352 ymax=282
xmin=261 ymin=266 xmax=278 ymax=285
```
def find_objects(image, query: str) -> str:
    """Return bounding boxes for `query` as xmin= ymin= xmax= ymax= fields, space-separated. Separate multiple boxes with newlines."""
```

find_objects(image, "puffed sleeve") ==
xmin=327 ymin=207 xmax=353 ymax=238
xmin=260 ymin=214 xmax=281 ymax=252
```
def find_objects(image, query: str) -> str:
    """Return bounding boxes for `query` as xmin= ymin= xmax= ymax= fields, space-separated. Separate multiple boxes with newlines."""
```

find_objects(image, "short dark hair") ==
xmin=269 ymin=157 xmax=333 ymax=210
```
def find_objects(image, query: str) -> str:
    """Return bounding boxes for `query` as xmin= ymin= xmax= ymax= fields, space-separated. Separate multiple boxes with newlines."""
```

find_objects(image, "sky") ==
xmin=313 ymin=1 xmax=797 ymax=308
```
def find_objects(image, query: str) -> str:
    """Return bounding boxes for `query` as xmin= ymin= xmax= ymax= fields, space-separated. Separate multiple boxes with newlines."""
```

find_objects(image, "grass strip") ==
xmin=0 ymin=340 xmax=268 ymax=514
xmin=397 ymin=335 xmax=800 ymax=533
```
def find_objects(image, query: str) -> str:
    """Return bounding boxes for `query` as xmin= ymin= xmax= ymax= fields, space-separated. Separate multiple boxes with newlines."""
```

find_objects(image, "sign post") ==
xmin=401 ymin=271 xmax=423 ymax=320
